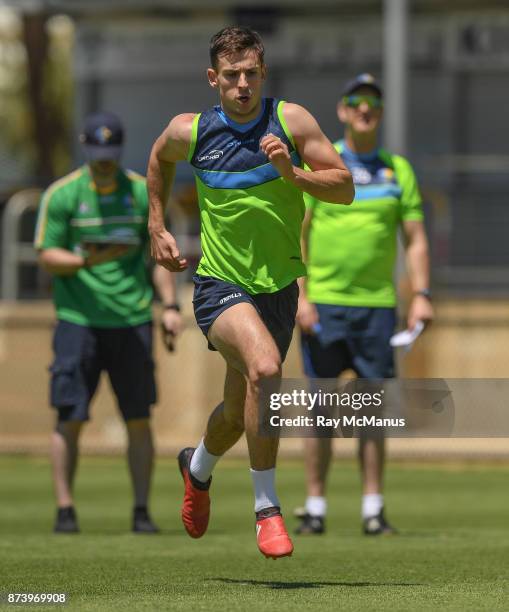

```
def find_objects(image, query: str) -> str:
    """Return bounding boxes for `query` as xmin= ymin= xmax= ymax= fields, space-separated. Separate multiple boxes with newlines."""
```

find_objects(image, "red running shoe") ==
xmin=256 ymin=507 xmax=294 ymax=559
xmin=177 ymin=447 xmax=211 ymax=538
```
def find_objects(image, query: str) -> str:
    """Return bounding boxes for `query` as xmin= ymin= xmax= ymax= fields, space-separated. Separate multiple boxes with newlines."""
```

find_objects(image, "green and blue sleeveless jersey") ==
xmin=188 ymin=98 xmax=306 ymax=294
xmin=305 ymin=140 xmax=424 ymax=308
xmin=34 ymin=166 xmax=153 ymax=327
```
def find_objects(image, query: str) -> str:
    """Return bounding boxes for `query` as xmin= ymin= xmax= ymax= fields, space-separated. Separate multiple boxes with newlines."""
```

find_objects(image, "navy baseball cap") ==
xmin=80 ymin=112 xmax=124 ymax=161
xmin=341 ymin=73 xmax=383 ymax=98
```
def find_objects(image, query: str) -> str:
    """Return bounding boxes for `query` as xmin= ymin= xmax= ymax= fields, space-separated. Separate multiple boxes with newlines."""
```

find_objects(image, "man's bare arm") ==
xmin=38 ymin=248 xmax=85 ymax=276
xmin=296 ymin=207 xmax=312 ymax=306
xmin=260 ymin=103 xmax=354 ymax=204
xmin=402 ymin=220 xmax=434 ymax=329
xmin=38 ymin=245 xmax=129 ymax=275
xmin=147 ymin=113 xmax=195 ymax=271
xmin=300 ymin=206 xmax=313 ymax=264
xmin=296 ymin=207 xmax=319 ymax=334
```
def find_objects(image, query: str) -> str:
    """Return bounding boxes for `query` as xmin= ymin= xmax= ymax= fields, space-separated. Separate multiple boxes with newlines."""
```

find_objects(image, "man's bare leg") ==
xmin=305 ymin=437 xmax=332 ymax=498
xmin=208 ymin=302 xmax=282 ymax=472
xmin=358 ymin=436 xmax=395 ymax=534
xmin=359 ymin=437 xmax=384 ymax=496
xmin=202 ymin=365 xmax=247 ymax=456
xmin=209 ymin=303 xmax=292 ymax=557
xmin=294 ymin=436 xmax=331 ymax=534
xmin=126 ymin=417 xmax=159 ymax=532
xmin=297 ymin=377 xmax=339 ymax=531
xmin=126 ymin=418 xmax=154 ymax=508
xmin=51 ymin=420 xmax=82 ymax=508
xmin=301 ymin=437 xmax=331 ymax=524
xmin=178 ymin=305 xmax=276 ymax=540
xmin=182 ymin=302 xmax=292 ymax=556
xmin=359 ymin=436 xmax=384 ymax=517
xmin=188 ymin=366 xmax=247 ymax=484
xmin=51 ymin=420 xmax=82 ymax=532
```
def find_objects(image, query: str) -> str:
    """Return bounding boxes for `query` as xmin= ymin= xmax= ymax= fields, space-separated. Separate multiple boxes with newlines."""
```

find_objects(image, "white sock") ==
xmin=362 ymin=494 xmax=383 ymax=519
xmin=189 ymin=438 xmax=221 ymax=483
xmin=250 ymin=468 xmax=280 ymax=513
xmin=305 ymin=496 xmax=327 ymax=517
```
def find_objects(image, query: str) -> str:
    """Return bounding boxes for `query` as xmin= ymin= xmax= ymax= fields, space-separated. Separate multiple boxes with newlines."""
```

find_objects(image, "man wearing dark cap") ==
xmin=35 ymin=112 xmax=182 ymax=534
xmin=295 ymin=74 xmax=434 ymax=535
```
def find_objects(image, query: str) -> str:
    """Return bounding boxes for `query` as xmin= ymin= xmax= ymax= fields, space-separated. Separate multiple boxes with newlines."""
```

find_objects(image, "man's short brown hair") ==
xmin=209 ymin=26 xmax=265 ymax=69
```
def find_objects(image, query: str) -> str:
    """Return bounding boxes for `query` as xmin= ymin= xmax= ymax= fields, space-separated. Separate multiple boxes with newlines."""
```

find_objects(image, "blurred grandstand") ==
xmin=0 ymin=0 xmax=508 ymax=457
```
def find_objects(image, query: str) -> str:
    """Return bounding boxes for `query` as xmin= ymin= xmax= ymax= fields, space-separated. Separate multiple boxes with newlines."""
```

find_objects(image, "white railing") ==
xmin=1 ymin=188 xmax=41 ymax=300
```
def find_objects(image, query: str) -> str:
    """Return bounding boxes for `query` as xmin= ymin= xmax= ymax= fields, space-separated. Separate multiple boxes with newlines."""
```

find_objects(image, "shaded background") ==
xmin=0 ymin=0 xmax=508 ymax=457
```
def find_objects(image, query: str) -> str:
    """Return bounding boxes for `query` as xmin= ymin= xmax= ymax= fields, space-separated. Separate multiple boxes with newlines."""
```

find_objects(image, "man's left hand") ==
xmin=407 ymin=295 xmax=434 ymax=331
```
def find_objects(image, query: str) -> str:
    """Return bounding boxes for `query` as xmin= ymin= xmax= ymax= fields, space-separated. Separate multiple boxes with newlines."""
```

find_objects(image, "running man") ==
xmin=147 ymin=26 xmax=354 ymax=558
xmin=295 ymin=74 xmax=434 ymax=536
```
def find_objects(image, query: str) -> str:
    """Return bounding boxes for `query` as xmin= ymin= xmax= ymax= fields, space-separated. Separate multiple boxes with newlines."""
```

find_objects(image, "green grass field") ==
xmin=0 ymin=456 xmax=508 ymax=611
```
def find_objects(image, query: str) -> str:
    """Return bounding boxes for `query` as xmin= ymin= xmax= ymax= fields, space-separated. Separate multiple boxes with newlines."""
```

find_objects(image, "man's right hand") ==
xmin=296 ymin=297 xmax=319 ymax=334
xmin=161 ymin=308 xmax=183 ymax=352
xmin=149 ymin=227 xmax=188 ymax=272
xmin=84 ymin=244 xmax=130 ymax=267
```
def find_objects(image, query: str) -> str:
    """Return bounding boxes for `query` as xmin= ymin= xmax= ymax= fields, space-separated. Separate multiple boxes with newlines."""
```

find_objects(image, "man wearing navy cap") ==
xmin=35 ymin=112 xmax=182 ymax=534
xmin=295 ymin=74 xmax=434 ymax=535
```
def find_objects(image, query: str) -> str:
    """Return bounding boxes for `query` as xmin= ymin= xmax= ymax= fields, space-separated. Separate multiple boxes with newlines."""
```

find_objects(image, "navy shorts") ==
xmin=49 ymin=320 xmax=156 ymax=422
xmin=193 ymin=274 xmax=299 ymax=362
xmin=301 ymin=305 xmax=396 ymax=379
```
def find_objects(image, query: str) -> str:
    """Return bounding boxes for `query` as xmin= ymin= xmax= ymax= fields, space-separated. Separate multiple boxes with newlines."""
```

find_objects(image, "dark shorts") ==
xmin=49 ymin=320 xmax=156 ymax=422
xmin=193 ymin=274 xmax=299 ymax=362
xmin=301 ymin=305 xmax=396 ymax=379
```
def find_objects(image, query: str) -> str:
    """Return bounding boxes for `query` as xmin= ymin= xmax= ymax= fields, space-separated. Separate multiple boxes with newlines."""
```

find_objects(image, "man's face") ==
xmin=338 ymin=86 xmax=383 ymax=135
xmin=207 ymin=48 xmax=266 ymax=121
xmin=89 ymin=159 xmax=118 ymax=179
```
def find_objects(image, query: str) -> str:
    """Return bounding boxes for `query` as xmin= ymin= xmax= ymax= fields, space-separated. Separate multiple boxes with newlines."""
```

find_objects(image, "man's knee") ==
xmin=248 ymin=354 xmax=282 ymax=385
xmin=359 ymin=431 xmax=385 ymax=446
xmin=55 ymin=419 xmax=83 ymax=438
xmin=126 ymin=417 xmax=151 ymax=435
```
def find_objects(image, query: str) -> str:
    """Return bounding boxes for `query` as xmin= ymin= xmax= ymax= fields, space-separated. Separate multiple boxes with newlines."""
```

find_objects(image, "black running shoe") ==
xmin=132 ymin=506 xmax=160 ymax=533
xmin=363 ymin=508 xmax=398 ymax=536
xmin=54 ymin=506 xmax=79 ymax=533
xmin=294 ymin=512 xmax=325 ymax=535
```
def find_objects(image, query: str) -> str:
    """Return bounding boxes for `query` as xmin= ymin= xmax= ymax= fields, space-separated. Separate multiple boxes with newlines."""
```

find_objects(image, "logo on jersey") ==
xmin=351 ymin=166 xmax=372 ymax=185
xmin=219 ymin=292 xmax=242 ymax=305
xmin=198 ymin=149 xmax=224 ymax=162
xmin=78 ymin=202 xmax=90 ymax=214
xmin=226 ymin=138 xmax=257 ymax=149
